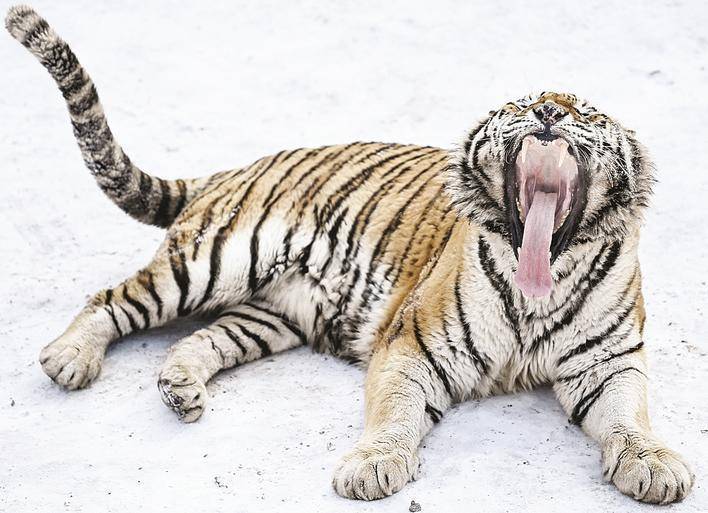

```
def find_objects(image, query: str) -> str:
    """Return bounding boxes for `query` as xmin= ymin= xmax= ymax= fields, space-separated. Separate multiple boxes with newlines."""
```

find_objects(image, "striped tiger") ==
xmin=6 ymin=5 xmax=694 ymax=504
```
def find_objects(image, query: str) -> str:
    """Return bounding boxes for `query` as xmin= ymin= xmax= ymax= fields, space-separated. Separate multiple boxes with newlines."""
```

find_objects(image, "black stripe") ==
xmin=247 ymin=226 xmax=261 ymax=292
xmin=192 ymin=196 xmax=223 ymax=261
xmin=237 ymin=324 xmax=272 ymax=357
xmin=570 ymin=367 xmax=644 ymax=425
xmin=44 ymin=42 xmax=80 ymax=81
xmin=477 ymin=237 xmax=522 ymax=348
xmin=247 ymin=148 xmax=324 ymax=291
xmin=480 ymin=219 xmax=507 ymax=236
xmin=118 ymin=305 xmax=138 ymax=333
xmin=197 ymin=150 xmax=294 ymax=309
xmin=425 ymin=404 xmax=443 ymax=424
xmin=463 ymin=120 xmax=489 ymax=155
xmin=454 ymin=271 xmax=489 ymax=374
xmin=415 ymin=220 xmax=458 ymax=287
xmin=315 ymin=206 xmax=349 ymax=278
xmin=220 ymin=310 xmax=280 ymax=335
xmin=143 ymin=271 xmax=163 ymax=320
xmin=317 ymin=146 xmax=423 ymax=229
xmin=169 ymin=240 xmax=191 ymax=316
xmin=103 ymin=289 xmax=124 ymax=337
xmin=454 ymin=151 xmax=504 ymax=220
xmin=209 ymin=336 xmax=226 ymax=366
xmin=298 ymin=145 xmax=414 ymax=275
xmin=122 ymin=287 xmax=150 ymax=329
xmin=413 ymin=312 xmax=454 ymax=398
xmin=626 ymin=137 xmax=644 ymax=176
xmin=292 ymin=145 xmax=397 ymax=275
xmin=296 ymin=143 xmax=388 ymax=212
xmin=21 ymin=17 xmax=50 ymax=45
xmin=557 ymin=295 xmax=637 ymax=366
xmin=138 ymin=171 xmax=153 ymax=212
xmin=354 ymin=163 xmax=443 ymax=311
xmin=332 ymin=149 xmax=436 ymax=279
xmin=530 ymin=241 xmax=622 ymax=353
xmin=386 ymin=199 xmax=452 ymax=287
xmin=341 ymin=149 xmax=441 ymax=273
xmin=543 ymin=243 xmax=607 ymax=318
xmin=306 ymin=143 xmax=400 ymax=211
xmin=68 ymin=84 xmax=99 ymax=117
xmin=173 ymin=179 xmax=188 ymax=217
xmin=218 ymin=324 xmax=248 ymax=356
xmin=289 ymin=144 xmax=367 ymax=214
xmin=469 ymin=135 xmax=491 ymax=182
xmin=153 ymin=179 xmax=172 ymax=227
xmin=60 ymin=69 xmax=88 ymax=100
xmin=246 ymin=303 xmax=307 ymax=345
xmin=557 ymin=341 xmax=644 ymax=383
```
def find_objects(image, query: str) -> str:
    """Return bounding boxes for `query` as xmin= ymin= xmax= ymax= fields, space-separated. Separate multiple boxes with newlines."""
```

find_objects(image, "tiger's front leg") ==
xmin=332 ymin=334 xmax=452 ymax=500
xmin=555 ymin=331 xmax=694 ymax=503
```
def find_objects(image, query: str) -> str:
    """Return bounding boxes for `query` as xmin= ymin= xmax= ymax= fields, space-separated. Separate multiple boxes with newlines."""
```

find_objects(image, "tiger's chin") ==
xmin=505 ymin=133 xmax=587 ymax=298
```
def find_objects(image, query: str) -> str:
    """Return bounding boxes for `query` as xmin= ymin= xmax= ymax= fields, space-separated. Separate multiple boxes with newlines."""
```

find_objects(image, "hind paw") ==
xmin=158 ymin=366 xmax=208 ymax=423
xmin=39 ymin=337 xmax=104 ymax=390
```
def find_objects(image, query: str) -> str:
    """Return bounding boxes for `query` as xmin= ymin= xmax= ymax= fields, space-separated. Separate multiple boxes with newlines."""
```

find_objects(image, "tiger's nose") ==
xmin=533 ymin=102 xmax=567 ymax=126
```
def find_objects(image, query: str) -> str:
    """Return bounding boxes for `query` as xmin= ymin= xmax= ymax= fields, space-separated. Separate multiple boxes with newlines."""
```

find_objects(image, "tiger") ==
xmin=6 ymin=4 xmax=695 ymax=505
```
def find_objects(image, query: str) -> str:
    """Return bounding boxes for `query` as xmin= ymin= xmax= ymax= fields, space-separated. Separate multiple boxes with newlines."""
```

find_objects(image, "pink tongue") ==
xmin=514 ymin=191 xmax=557 ymax=298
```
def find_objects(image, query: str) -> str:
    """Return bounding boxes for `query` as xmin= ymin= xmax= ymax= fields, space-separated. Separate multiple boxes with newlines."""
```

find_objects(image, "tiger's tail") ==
xmin=5 ymin=5 xmax=209 ymax=227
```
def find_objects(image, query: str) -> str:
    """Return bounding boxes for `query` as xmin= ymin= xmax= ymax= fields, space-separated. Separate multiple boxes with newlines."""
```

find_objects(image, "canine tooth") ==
xmin=520 ymin=139 xmax=529 ymax=163
xmin=557 ymin=149 xmax=566 ymax=167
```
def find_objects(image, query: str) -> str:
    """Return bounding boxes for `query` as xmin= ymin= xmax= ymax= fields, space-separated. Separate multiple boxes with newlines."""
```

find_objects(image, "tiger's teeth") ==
xmin=516 ymin=198 xmax=526 ymax=222
xmin=520 ymin=139 xmax=529 ymax=164
xmin=555 ymin=208 xmax=570 ymax=231
xmin=557 ymin=149 xmax=566 ymax=167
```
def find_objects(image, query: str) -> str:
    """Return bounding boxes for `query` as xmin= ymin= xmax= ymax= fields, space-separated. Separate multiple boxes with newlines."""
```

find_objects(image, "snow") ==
xmin=1 ymin=1 xmax=707 ymax=511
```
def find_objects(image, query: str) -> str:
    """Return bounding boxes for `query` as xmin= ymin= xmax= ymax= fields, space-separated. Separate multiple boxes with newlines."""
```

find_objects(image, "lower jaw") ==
xmin=506 ymin=175 xmax=586 ymax=264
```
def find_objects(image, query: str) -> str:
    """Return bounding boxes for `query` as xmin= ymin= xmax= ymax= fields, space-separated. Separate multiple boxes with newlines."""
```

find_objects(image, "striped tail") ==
xmin=5 ymin=5 xmax=209 ymax=227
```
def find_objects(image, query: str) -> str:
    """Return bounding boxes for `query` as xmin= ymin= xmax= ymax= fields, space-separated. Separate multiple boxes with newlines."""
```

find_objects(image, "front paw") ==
xmin=602 ymin=431 xmax=694 ymax=504
xmin=158 ymin=365 xmax=207 ymax=423
xmin=39 ymin=337 xmax=104 ymax=390
xmin=332 ymin=443 xmax=419 ymax=500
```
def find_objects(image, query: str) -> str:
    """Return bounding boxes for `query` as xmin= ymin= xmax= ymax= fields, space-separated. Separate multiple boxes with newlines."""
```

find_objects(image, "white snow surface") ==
xmin=1 ymin=1 xmax=707 ymax=511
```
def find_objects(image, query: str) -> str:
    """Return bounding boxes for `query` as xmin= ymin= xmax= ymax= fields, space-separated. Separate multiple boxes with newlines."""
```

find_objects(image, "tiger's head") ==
xmin=447 ymin=91 xmax=654 ymax=298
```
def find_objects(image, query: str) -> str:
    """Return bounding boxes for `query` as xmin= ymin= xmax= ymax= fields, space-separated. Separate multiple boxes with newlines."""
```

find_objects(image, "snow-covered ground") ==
xmin=1 ymin=1 xmax=707 ymax=511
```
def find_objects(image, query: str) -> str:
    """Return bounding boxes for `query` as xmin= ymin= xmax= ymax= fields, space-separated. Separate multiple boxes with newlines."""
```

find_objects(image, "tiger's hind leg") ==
xmin=157 ymin=300 xmax=307 ymax=422
xmin=39 ymin=242 xmax=218 ymax=390
xmin=39 ymin=266 xmax=177 ymax=389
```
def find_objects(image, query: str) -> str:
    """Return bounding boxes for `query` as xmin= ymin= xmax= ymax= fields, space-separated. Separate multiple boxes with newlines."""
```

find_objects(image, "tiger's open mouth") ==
xmin=506 ymin=134 xmax=586 ymax=298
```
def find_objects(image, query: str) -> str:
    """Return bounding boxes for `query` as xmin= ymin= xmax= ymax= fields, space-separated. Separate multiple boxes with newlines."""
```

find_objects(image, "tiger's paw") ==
xmin=158 ymin=365 xmax=207 ymax=423
xmin=39 ymin=336 xmax=104 ymax=390
xmin=332 ymin=443 xmax=419 ymax=500
xmin=602 ymin=431 xmax=694 ymax=504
